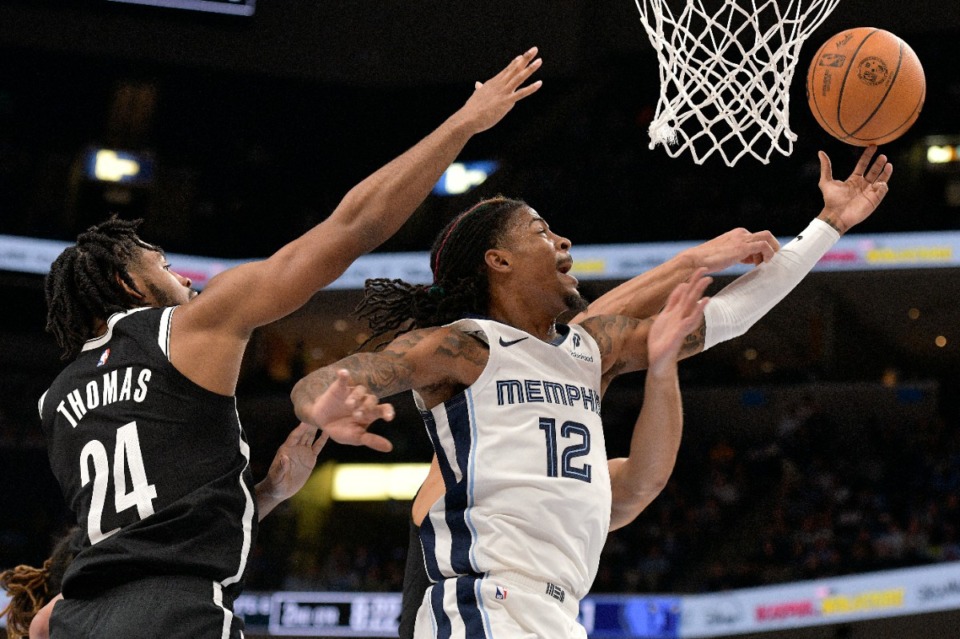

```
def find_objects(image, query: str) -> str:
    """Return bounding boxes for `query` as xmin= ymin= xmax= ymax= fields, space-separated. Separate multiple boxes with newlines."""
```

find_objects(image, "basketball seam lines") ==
xmin=846 ymin=39 xmax=903 ymax=140
xmin=808 ymin=40 xmax=846 ymax=141
xmin=835 ymin=29 xmax=877 ymax=138
xmin=809 ymin=29 xmax=923 ymax=144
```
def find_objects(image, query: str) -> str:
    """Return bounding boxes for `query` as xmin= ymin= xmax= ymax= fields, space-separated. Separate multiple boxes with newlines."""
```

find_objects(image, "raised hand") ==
xmin=647 ymin=268 xmax=712 ymax=376
xmin=457 ymin=47 xmax=543 ymax=134
xmin=817 ymin=145 xmax=893 ymax=234
xmin=299 ymin=369 xmax=396 ymax=453
xmin=683 ymin=227 xmax=782 ymax=271
xmin=261 ymin=423 xmax=329 ymax=504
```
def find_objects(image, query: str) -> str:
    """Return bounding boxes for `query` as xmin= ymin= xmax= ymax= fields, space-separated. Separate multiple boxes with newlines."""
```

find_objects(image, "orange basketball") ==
xmin=806 ymin=27 xmax=925 ymax=146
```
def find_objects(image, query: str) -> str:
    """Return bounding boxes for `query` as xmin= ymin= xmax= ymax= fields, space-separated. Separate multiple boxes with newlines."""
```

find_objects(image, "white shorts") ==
xmin=413 ymin=571 xmax=586 ymax=639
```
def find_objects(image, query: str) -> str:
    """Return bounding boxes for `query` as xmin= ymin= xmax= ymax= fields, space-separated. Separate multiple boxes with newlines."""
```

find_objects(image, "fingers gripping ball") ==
xmin=806 ymin=28 xmax=925 ymax=146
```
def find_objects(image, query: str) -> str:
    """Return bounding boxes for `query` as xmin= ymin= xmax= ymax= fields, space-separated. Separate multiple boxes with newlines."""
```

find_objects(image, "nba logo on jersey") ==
xmin=495 ymin=586 xmax=508 ymax=600
xmin=572 ymin=333 xmax=581 ymax=348
xmin=97 ymin=348 xmax=111 ymax=367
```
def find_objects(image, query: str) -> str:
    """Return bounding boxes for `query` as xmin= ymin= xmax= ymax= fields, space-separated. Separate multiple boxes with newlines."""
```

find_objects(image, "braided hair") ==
xmin=44 ymin=216 xmax=158 ymax=360
xmin=356 ymin=197 xmax=528 ymax=345
xmin=0 ymin=526 xmax=83 ymax=639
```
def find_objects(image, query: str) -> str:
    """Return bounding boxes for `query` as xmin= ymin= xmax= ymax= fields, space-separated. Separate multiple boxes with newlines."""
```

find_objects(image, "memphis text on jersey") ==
xmin=55 ymin=366 xmax=153 ymax=428
xmin=495 ymin=378 xmax=601 ymax=415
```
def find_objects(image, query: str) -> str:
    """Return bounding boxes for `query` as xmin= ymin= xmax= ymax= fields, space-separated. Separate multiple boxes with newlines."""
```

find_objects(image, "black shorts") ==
xmin=51 ymin=575 xmax=244 ymax=639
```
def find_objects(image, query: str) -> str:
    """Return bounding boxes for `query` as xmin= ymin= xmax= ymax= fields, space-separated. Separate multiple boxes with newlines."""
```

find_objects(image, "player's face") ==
xmin=503 ymin=208 xmax=586 ymax=314
xmin=130 ymin=248 xmax=197 ymax=307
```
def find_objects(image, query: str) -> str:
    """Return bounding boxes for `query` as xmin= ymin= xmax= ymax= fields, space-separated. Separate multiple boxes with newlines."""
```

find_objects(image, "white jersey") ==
xmin=414 ymin=318 xmax=611 ymax=600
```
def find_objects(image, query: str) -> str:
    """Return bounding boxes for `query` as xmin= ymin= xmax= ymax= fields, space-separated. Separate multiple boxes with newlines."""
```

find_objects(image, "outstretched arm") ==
xmin=700 ymin=145 xmax=892 ymax=351
xmin=174 ymin=50 xmax=542 ymax=395
xmin=196 ymin=49 xmax=543 ymax=331
xmin=608 ymin=272 xmax=708 ymax=530
xmin=571 ymin=227 xmax=780 ymax=323
xmin=587 ymin=146 xmax=893 ymax=377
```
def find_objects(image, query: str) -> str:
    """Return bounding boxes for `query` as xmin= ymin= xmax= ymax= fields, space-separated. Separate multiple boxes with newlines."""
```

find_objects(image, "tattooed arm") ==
xmin=579 ymin=269 xmax=713 ymax=392
xmin=291 ymin=326 xmax=487 ymax=451
xmin=569 ymin=228 xmax=779 ymax=324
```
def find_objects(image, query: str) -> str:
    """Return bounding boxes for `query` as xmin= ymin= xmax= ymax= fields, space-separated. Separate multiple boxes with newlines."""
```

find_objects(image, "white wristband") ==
xmin=702 ymin=218 xmax=840 ymax=351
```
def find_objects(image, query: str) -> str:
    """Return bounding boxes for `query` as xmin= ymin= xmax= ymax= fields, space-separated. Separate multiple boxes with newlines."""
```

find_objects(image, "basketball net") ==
xmin=635 ymin=0 xmax=841 ymax=165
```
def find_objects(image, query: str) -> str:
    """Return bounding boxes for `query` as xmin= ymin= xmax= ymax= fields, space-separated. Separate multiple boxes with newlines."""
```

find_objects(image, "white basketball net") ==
xmin=634 ymin=0 xmax=841 ymax=165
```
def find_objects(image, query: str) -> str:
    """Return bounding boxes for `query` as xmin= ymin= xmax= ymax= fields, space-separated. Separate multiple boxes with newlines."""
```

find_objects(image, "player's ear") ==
xmin=485 ymin=248 xmax=512 ymax=273
xmin=115 ymin=270 xmax=145 ymax=301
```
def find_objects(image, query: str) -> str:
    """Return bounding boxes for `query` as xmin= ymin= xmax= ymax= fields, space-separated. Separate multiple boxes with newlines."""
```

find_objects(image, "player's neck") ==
xmin=487 ymin=302 xmax=558 ymax=342
xmin=91 ymin=317 xmax=108 ymax=338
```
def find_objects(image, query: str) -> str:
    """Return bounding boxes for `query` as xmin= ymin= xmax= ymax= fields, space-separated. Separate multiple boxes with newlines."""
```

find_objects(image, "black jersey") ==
xmin=39 ymin=307 xmax=257 ymax=599
xmin=398 ymin=519 xmax=431 ymax=639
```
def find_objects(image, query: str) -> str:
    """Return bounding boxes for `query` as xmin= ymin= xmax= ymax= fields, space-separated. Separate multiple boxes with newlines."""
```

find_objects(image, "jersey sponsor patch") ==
xmin=567 ymin=331 xmax=594 ymax=362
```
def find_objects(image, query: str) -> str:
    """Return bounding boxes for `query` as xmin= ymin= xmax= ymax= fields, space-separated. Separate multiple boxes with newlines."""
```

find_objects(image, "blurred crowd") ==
xmin=595 ymin=397 xmax=960 ymax=593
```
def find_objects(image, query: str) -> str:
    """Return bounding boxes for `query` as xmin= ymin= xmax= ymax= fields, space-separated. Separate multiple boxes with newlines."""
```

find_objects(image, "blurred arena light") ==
xmin=84 ymin=147 xmax=154 ymax=185
xmin=332 ymin=463 xmax=430 ymax=501
xmin=432 ymin=161 xmax=499 ymax=196
xmin=927 ymin=145 xmax=958 ymax=165
xmin=924 ymin=136 xmax=960 ymax=167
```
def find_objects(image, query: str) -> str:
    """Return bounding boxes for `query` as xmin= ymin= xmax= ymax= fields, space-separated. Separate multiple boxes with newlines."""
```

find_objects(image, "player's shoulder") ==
xmin=98 ymin=306 xmax=168 ymax=339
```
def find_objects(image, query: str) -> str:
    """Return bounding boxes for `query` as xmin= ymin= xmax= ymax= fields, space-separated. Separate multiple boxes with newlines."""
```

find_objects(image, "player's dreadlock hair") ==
xmin=44 ymin=216 xmax=159 ymax=360
xmin=357 ymin=196 xmax=528 ymax=346
xmin=0 ymin=526 xmax=83 ymax=639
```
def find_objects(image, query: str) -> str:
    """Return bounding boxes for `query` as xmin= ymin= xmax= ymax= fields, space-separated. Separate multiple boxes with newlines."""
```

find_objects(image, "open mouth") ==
xmin=557 ymin=258 xmax=577 ymax=284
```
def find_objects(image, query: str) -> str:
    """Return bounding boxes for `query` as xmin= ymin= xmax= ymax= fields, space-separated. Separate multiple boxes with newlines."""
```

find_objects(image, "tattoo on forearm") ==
xmin=819 ymin=214 xmax=843 ymax=234
xmin=681 ymin=320 xmax=706 ymax=357
xmin=345 ymin=353 xmax=413 ymax=397
xmin=294 ymin=351 xmax=413 ymax=405
xmin=584 ymin=314 xmax=639 ymax=379
xmin=294 ymin=327 xmax=487 ymax=408
xmin=292 ymin=367 xmax=339 ymax=406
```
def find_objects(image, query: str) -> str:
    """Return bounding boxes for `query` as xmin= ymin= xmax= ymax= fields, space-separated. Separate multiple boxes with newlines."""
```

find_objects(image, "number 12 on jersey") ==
xmin=538 ymin=417 xmax=592 ymax=482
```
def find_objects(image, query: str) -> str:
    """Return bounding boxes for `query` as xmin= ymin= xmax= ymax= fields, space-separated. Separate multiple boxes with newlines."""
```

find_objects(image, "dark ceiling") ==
xmin=0 ymin=0 xmax=958 ymax=253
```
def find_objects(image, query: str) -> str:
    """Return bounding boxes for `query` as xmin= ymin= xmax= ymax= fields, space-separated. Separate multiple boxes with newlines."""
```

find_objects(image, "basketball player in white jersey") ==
xmin=292 ymin=147 xmax=892 ymax=637
xmin=395 ymin=217 xmax=789 ymax=639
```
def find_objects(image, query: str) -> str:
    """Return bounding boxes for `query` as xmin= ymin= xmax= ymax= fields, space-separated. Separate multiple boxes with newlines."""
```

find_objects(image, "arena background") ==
xmin=1 ymin=1 xmax=959 ymax=638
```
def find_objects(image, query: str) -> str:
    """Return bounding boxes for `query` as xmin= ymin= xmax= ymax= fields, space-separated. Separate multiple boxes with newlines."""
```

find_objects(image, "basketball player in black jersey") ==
xmin=2 ymin=423 xmax=327 ymax=639
xmin=35 ymin=49 xmax=543 ymax=639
